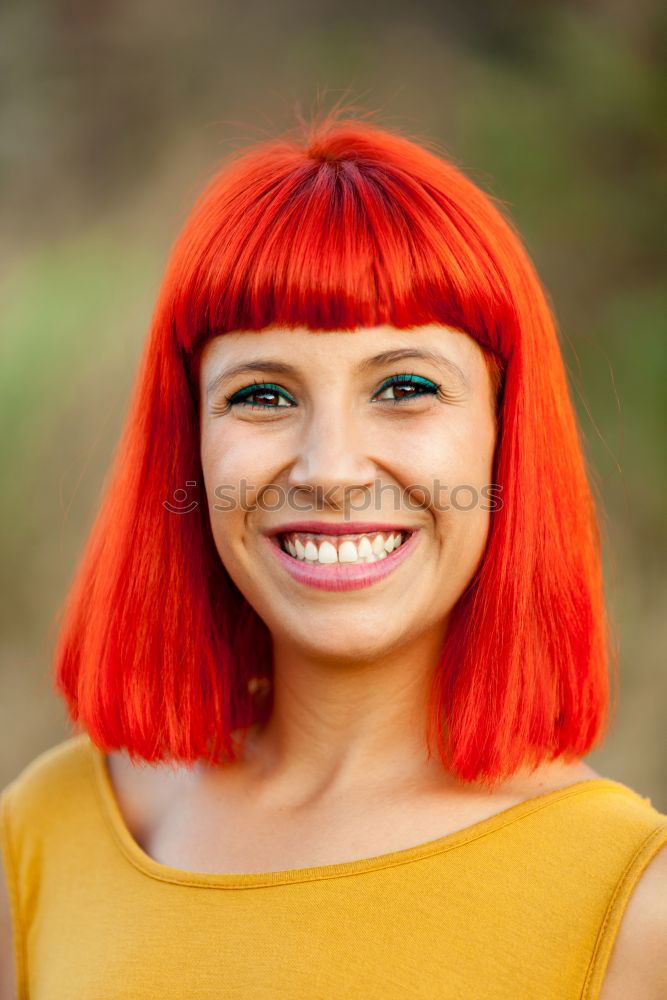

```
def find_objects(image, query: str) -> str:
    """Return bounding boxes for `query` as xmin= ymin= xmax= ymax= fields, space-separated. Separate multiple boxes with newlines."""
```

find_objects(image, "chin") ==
xmin=274 ymin=620 xmax=409 ymax=665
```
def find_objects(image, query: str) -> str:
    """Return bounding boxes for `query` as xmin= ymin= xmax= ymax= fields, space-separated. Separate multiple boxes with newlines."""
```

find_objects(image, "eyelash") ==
xmin=219 ymin=373 xmax=444 ymax=412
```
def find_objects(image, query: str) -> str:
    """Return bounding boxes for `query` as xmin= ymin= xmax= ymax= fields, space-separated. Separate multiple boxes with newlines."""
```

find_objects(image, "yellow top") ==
xmin=2 ymin=733 xmax=666 ymax=1000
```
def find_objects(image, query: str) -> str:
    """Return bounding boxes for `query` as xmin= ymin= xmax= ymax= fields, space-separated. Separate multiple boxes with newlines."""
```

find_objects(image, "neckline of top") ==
xmin=84 ymin=733 xmax=648 ymax=890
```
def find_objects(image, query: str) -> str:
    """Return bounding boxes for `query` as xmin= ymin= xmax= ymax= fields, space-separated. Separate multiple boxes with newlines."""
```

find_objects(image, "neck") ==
xmin=235 ymin=623 xmax=456 ymax=803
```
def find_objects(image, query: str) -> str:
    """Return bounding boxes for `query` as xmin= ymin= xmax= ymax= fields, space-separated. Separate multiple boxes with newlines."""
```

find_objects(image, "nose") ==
xmin=286 ymin=406 xmax=377 ymax=507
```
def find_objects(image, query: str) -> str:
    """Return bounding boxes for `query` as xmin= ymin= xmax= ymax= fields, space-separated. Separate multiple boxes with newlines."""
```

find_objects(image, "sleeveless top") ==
xmin=2 ymin=733 xmax=666 ymax=1000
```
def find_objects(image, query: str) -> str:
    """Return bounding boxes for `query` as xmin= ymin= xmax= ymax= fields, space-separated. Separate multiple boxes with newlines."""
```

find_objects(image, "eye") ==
xmin=225 ymin=381 xmax=296 ymax=410
xmin=216 ymin=372 xmax=444 ymax=414
xmin=372 ymin=373 xmax=441 ymax=404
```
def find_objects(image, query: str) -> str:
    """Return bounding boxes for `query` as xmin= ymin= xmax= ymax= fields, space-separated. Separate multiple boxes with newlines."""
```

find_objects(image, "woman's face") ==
xmin=199 ymin=325 xmax=498 ymax=663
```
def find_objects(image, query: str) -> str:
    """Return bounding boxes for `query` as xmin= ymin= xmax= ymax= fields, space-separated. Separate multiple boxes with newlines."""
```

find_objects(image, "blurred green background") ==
xmin=1 ymin=1 xmax=665 ymax=805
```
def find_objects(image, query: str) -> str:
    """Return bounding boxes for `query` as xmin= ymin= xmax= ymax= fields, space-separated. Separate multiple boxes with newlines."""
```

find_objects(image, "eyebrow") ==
xmin=205 ymin=347 xmax=469 ymax=400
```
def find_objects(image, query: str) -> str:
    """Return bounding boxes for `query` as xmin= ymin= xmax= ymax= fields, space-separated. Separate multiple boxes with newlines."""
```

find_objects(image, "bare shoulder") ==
xmin=505 ymin=757 xmax=606 ymax=794
xmin=105 ymin=751 xmax=161 ymax=846
xmin=104 ymin=749 xmax=190 ymax=849
xmin=569 ymin=762 xmax=605 ymax=780
xmin=598 ymin=842 xmax=667 ymax=1000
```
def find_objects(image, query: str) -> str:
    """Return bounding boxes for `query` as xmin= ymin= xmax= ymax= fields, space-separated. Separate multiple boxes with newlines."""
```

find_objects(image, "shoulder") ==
xmin=1 ymin=738 xmax=79 ymax=1000
xmin=598 ymin=840 xmax=667 ymax=999
xmin=0 ymin=831 xmax=18 ymax=1000
xmin=0 ymin=733 xmax=92 ymax=854
xmin=518 ymin=760 xmax=667 ymax=999
xmin=0 ymin=733 xmax=98 ymax=999
xmin=2 ymin=732 xmax=89 ymax=793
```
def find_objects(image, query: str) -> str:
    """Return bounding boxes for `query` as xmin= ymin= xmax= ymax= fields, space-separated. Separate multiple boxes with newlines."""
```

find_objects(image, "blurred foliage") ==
xmin=1 ymin=0 xmax=665 ymax=801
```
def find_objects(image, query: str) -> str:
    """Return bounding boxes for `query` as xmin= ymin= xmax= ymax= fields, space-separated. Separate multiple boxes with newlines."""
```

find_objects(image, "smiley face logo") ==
xmin=163 ymin=481 xmax=198 ymax=513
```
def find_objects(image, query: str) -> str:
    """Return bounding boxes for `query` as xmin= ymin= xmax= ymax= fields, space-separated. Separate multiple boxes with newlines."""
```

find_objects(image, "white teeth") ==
xmin=353 ymin=535 xmax=373 ymax=559
xmin=304 ymin=540 xmax=319 ymax=561
xmin=317 ymin=540 xmax=338 ymax=564
xmin=338 ymin=540 xmax=359 ymax=563
xmin=280 ymin=529 xmax=410 ymax=565
xmin=371 ymin=534 xmax=386 ymax=555
xmin=358 ymin=536 xmax=373 ymax=558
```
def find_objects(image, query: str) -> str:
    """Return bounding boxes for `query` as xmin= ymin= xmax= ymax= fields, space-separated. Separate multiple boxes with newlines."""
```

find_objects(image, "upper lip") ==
xmin=264 ymin=521 xmax=419 ymax=537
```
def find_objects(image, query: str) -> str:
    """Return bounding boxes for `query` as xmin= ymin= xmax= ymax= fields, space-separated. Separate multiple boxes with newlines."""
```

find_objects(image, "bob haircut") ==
xmin=53 ymin=110 xmax=615 ymax=789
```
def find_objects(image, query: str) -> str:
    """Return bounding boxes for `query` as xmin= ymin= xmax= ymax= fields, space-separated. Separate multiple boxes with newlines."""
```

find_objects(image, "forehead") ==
xmin=199 ymin=324 xmax=486 ymax=380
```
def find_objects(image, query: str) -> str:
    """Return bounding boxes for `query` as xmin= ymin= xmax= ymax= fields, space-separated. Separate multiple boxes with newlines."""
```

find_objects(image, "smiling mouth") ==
xmin=276 ymin=529 xmax=413 ymax=566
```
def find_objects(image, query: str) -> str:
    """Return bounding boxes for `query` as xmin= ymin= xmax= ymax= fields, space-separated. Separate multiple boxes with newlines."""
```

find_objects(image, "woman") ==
xmin=1 ymin=112 xmax=665 ymax=999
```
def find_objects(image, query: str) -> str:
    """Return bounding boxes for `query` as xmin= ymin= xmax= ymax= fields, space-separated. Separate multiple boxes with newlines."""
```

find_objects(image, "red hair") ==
xmin=53 ymin=111 xmax=614 ymax=788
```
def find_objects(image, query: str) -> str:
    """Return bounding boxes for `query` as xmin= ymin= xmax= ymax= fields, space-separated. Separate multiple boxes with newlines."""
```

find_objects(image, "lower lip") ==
xmin=262 ymin=531 xmax=421 ymax=591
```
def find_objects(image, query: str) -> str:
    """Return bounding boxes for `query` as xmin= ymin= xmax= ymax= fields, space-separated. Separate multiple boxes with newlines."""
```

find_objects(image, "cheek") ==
xmin=433 ymin=416 xmax=497 ymax=577
xmin=409 ymin=411 xmax=496 ymax=565
xmin=200 ymin=426 xmax=282 ymax=516
xmin=391 ymin=410 xmax=496 ymax=498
